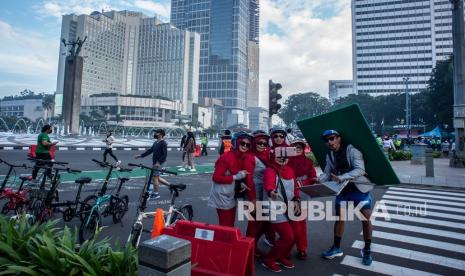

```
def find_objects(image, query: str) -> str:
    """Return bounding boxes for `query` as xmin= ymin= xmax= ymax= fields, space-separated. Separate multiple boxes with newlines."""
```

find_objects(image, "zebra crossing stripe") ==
xmin=341 ymin=255 xmax=441 ymax=276
xmin=352 ymin=240 xmax=465 ymax=271
xmin=381 ymin=205 xmax=465 ymax=221
xmin=386 ymin=191 xmax=465 ymax=202
xmin=373 ymin=211 xmax=465 ymax=230
xmin=371 ymin=230 xmax=465 ymax=254
xmin=389 ymin=187 xmax=465 ymax=198
xmin=372 ymin=220 xmax=465 ymax=241
xmin=380 ymin=199 xmax=465 ymax=214
xmin=382 ymin=195 xmax=465 ymax=208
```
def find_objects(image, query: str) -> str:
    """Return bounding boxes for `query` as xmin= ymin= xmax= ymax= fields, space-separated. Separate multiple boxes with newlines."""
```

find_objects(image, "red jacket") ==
xmin=289 ymin=154 xmax=317 ymax=186
xmin=212 ymin=150 xmax=256 ymax=201
xmin=263 ymin=163 xmax=300 ymax=200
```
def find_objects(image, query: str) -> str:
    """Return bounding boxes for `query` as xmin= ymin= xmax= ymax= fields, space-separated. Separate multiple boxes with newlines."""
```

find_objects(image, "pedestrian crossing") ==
xmin=340 ymin=186 xmax=465 ymax=276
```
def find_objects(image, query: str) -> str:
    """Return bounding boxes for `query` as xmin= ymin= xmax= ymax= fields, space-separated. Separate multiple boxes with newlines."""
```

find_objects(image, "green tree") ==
xmin=278 ymin=92 xmax=331 ymax=125
xmin=423 ymin=57 xmax=453 ymax=128
xmin=42 ymin=94 xmax=55 ymax=122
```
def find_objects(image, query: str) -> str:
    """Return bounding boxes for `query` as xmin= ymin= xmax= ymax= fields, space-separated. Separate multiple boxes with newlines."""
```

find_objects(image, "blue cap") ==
xmin=321 ymin=129 xmax=340 ymax=139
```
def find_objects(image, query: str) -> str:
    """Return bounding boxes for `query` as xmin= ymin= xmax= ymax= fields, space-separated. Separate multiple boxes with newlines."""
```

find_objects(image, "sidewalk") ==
xmin=390 ymin=158 xmax=465 ymax=188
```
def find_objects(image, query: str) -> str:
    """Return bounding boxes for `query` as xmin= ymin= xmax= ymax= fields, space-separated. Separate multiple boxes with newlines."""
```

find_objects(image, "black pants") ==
xmin=32 ymin=152 xmax=52 ymax=180
xmin=103 ymin=148 xmax=118 ymax=163
xmin=201 ymin=144 xmax=208 ymax=156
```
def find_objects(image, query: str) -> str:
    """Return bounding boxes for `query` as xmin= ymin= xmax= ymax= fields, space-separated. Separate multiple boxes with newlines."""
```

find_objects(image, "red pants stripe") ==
xmin=293 ymin=220 xmax=308 ymax=252
xmin=216 ymin=207 xmax=236 ymax=227
xmin=263 ymin=222 xmax=295 ymax=263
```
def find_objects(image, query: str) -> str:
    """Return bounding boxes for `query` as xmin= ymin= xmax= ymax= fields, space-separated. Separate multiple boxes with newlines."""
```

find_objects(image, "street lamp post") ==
xmin=403 ymin=77 xmax=411 ymax=140
xmin=202 ymin=112 xmax=205 ymax=130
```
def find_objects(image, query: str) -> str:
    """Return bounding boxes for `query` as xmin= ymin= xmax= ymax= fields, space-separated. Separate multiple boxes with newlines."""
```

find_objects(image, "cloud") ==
xmin=35 ymin=0 xmax=170 ymax=21
xmin=259 ymin=0 xmax=352 ymax=107
xmin=0 ymin=20 xmax=58 ymax=76
xmin=134 ymin=0 xmax=170 ymax=18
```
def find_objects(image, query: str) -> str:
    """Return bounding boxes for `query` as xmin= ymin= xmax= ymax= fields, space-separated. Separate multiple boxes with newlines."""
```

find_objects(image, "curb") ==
xmin=0 ymin=146 xmax=218 ymax=151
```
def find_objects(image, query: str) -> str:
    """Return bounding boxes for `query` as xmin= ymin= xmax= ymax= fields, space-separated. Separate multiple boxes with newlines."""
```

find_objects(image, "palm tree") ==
xmin=42 ymin=94 xmax=55 ymax=122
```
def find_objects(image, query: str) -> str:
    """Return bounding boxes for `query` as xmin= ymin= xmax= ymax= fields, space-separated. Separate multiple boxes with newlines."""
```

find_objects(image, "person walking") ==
xmin=261 ymin=154 xmax=300 ymax=272
xmin=208 ymin=132 xmax=255 ymax=227
xmin=179 ymin=131 xmax=196 ymax=172
xmin=103 ymin=131 xmax=121 ymax=166
xmin=201 ymin=133 xmax=208 ymax=156
xmin=135 ymin=129 xmax=169 ymax=199
xmin=32 ymin=125 xmax=58 ymax=180
xmin=180 ymin=133 xmax=187 ymax=164
xmin=289 ymin=138 xmax=317 ymax=260
xmin=319 ymin=130 xmax=374 ymax=266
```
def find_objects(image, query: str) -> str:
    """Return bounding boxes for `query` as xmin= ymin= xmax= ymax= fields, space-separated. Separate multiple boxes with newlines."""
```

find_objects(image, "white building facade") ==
xmin=0 ymin=98 xmax=47 ymax=121
xmin=55 ymin=10 xmax=200 ymax=117
xmin=329 ymin=80 xmax=354 ymax=104
xmin=352 ymin=0 xmax=457 ymax=95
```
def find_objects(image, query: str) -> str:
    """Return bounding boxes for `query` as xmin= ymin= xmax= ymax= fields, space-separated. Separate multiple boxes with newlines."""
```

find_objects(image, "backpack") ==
xmin=223 ymin=139 xmax=232 ymax=153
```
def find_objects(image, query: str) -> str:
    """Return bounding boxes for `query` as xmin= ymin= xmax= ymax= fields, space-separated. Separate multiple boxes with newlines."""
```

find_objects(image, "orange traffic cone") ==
xmin=151 ymin=208 xmax=165 ymax=238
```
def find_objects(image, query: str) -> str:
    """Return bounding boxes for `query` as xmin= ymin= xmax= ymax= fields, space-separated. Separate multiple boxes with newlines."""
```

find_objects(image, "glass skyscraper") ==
xmin=171 ymin=0 xmax=252 ymax=127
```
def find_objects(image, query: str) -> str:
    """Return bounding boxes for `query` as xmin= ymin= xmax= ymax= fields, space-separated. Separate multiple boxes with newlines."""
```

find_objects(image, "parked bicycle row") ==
xmin=0 ymin=157 xmax=193 ymax=247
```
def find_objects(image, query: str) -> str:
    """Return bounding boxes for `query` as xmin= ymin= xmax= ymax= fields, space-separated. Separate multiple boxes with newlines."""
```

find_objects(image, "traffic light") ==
xmin=269 ymin=79 xmax=282 ymax=117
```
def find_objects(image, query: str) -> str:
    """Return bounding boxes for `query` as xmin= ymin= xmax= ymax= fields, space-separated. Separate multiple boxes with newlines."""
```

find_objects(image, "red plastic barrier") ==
xmin=162 ymin=221 xmax=254 ymax=276
xmin=194 ymin=144 xmax=201 ymax=157
xmin=28 ymin=145 xmax=56 ymax=159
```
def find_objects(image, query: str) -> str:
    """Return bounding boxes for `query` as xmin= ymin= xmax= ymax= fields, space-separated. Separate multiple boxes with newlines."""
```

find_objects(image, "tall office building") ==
xmin=352 ymin=0 xmax=457 ymax=95
xmin=55 ymin=10 xmax=200 ymax=116
xmin=171 ymin=0 xmax=255 ymax=127
xmin=247 ymin=0 xmax=260 ymax=108
xmin=328 ymin=80 xmax=354 ymax=104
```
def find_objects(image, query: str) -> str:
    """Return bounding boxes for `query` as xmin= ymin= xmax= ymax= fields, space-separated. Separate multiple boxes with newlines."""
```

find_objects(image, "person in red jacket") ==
xmin=289 ymin=138 xmax=317 ymax=260
xmin=270 ymin=127 xmax=289 ymax=149
xmin=261 ymin=154 xmax=300 ymax=273
xmin=208 ymin=132 xmax=255 ymax=227
xmin=245 ymin=130 xmax=271 ymax=256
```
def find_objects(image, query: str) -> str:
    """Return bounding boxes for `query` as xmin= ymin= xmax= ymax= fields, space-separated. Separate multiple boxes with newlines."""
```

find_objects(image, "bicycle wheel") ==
xmin=79 ymin=211 xmax=100 ymax=244
xmin=1 ymin=202 xmax=11 ymax=215
xmin=79 ymin=195 xmax=97 ymax=222
xmin=129 ymin=222 xmax=142 ymax=248
xmin=31 ymin=199 xmax=44 ymax=224
xmin=169 ymin=205 xmax=193 ymax=224
xmin=112 ymin=197 xmax=128 ymax=224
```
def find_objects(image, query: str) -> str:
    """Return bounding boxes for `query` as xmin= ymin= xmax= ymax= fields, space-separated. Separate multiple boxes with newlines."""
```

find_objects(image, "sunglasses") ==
xmin=240 ymin=141 xmax=251 ymax=148
xmin=273 ymin=134 xmax=284 ymax=139
xmin=325 ymin=135 xmax=338 ymax=142
xmin=256 ymin=141 xmax=268 ymax=147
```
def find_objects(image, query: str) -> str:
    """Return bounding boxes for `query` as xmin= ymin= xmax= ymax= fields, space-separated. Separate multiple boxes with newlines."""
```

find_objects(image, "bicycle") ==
xmin=78 ymin=159 xmax=131 ymax=243
xmin=126 ymin=163 xmax=193 ymax=248
xmin=0 ymin=159 xmax=32 ymax=215
xmin=29 ymin=162 xmax=82 ymax=224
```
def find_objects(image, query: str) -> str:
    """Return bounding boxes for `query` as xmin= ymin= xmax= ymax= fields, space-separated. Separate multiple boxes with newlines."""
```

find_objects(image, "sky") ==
xmin=0 ymin=0 xmax=353 ymax=107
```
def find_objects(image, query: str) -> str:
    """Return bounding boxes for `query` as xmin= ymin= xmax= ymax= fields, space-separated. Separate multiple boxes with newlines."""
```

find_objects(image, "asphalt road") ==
xmin=0 ymin=149 xmax=219 ymax=174
xmin=1 ymin=150 xmax=465 ymax=275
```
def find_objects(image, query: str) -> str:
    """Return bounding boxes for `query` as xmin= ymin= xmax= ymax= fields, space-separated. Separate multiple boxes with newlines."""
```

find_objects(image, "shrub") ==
xmin=433 ymin=151 xmax=441 ymax=158
xmin=391 ymin=150 xmax=413 ymax=161
xmin=0 ymin=215 xmax=137 ymax=276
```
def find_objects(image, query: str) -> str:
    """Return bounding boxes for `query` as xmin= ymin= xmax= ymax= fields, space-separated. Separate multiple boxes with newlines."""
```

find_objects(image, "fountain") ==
xmin=97 ymin=122 xmax=107 ymax=135
xmin=35 ymin=118 xmax=46 ymax=134
xmin=0 ymin=117 xmax=10 ymax=132
xmin=12 ymin=118 xmax=29 ymax=134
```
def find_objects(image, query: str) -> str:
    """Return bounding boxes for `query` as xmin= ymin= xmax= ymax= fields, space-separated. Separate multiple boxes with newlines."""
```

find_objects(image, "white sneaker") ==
xmin=189 ymin=168 xmax=197 ymax=172
xmin=116 ymin=160 xmax=122 ymax=167
xmin=178 ymin=168 xmax=186 ymax=171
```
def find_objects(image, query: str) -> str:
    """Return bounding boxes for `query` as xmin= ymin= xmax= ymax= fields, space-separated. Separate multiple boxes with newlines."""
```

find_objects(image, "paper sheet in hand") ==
xmin=299 ymin=180 xmax=349 ymax=198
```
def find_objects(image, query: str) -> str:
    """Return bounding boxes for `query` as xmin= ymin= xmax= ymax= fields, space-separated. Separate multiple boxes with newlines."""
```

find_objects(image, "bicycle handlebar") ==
xmin=28 ymin=158 xmax=68 ymax=165
xmin=0 ymin=158 xmax=28 ymax=168
xmin=127 ymin=163 xmax=177 ymax=175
